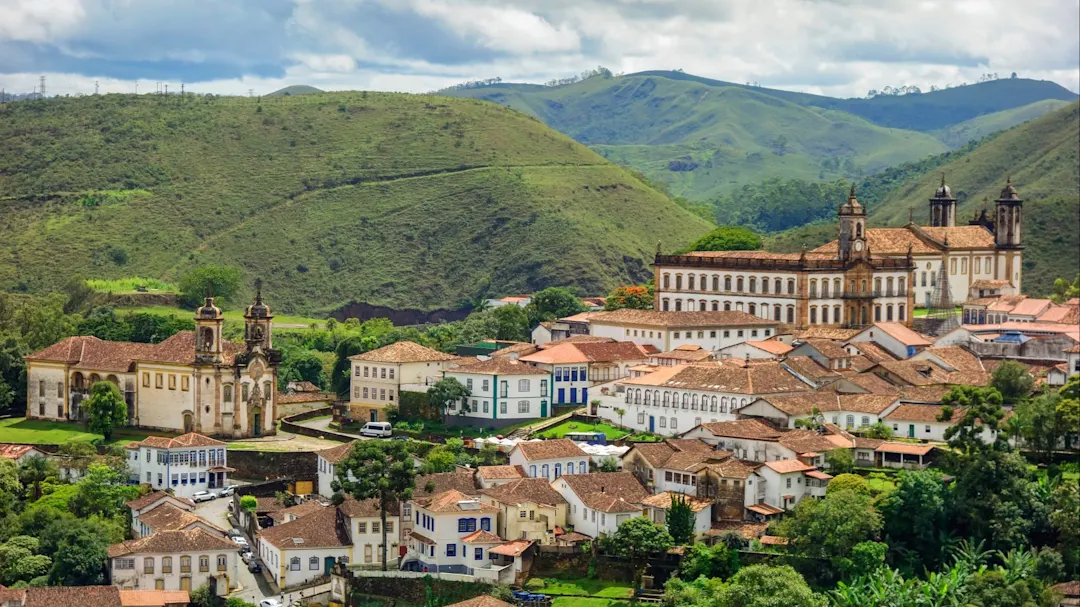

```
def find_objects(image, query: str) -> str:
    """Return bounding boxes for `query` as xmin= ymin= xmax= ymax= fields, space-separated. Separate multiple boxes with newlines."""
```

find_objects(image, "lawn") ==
xmin=552 ymin=598 xmax=632 ymax=607
xmin=0 ymin=417 xmax=174 ymax=446
xmin=542 ymin=578 xmax=634 ymax=598
xmin=537 ymin=420 xmax=630 ymax=440
xmin=122 ymin=304 xmax=325 ymax=328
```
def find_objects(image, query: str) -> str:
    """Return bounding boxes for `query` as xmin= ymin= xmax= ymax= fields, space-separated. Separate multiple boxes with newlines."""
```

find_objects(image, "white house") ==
xmin=737 ymin=392 xmax=901 ymax=430
xmin=0 ymin=444 xmax=50 ymax=465
xmin=518 ymin=341 xmax=649 ymax=405
xmin=348 ymin=341 xmax=458 ymax=424
xmin=108 ymin=528 xmax=238 ymax=594
xmin=126 ymin=492 xmax=197 ymax=538
xmin=640 ymin=492 xmax=714 ymax=539
xmin=258 ymin=504 xmax=353 ymax=589
xmin=846 ymin=323 xmax=932 ymax=360
xmin=882 ymin=403 xmax=964 ymax=441
xmin=550 ymin=472 xmax=649 ymax=538
xmin=752 ymin=459 xmax=826 ymax=511
xmin=716 ymin=340 xmax=793 ymax=360
xmin=339 ymin=497 xmax=404 ymax=568
xmin=787 ymin=338 xmax=855 ymax=371
xmin=443 ymin=359 xmax=553 ymax=427
xmin=403 ymin=489 xmax=501 ymax=575
xmin=594 ymin=360 xmax=814 ymax=436
xmin=476 ymin=465 xmax=526 ymax=489
xmin=588 ymin=309 xmax=780 ymax=353
xmin=315 ymin=441 xmax=357 ymax=498
xmin=125 ymin=433 xmax=231 ymax=498
xmin=478 ymin=478 xmax=569 ymax=544
xmin=677 ymin=419 xmax=851 ymax=466
xmin=508 ymin=439 xmax=590 ymax=481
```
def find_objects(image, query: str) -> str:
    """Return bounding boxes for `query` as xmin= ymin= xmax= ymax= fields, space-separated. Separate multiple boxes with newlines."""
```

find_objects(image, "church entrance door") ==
xmin=253 ymin=413 xmax=262 ymax=436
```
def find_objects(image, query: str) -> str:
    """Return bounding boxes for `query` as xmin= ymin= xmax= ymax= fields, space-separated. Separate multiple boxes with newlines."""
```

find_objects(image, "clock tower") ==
xmin=838 ymin=184 xmax=868 ymax=263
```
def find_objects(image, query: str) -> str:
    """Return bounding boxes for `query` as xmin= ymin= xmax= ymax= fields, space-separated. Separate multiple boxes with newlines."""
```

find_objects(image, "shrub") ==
xmin=524 ymin=578 xmax=545 ymax=591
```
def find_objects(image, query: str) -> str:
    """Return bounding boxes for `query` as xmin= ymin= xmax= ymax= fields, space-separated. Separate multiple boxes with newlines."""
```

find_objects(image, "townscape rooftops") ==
xmin=870 ymin=322 xmax=933 ymax=347
xmin=422 ymin=489 xmax=498 ymax=513
xmin=694 ymin=457 xmax=756 ymax=479
xmin=876 ymin=442 xmax=935 ymax=456
xmin=751 ymin=392 xmax=896 ymax=416
xmin=800 ymin=338 xmax=851 ymax=360
xmin=461 ymin=529 xmax=504 ymax=544
xmin=778 ymin=429 xmax=852 ymax=454
xmin=883 ymin=403 xmax=956 ymax=423
xmin=480 ymin=477 xmax=568 ymax=507
xmin=449 ymin=357 xmax=551 ymax=376
xmin=745 ymin=340 xmax=794 ymax=356
xmin=489 ymin=539 xmax=534 ymax=557
xmin=540 ymin=335 xmax=616 ymax=348
xmin=919 ymin=346 xmax=985 ymax=374
xmin=812 ymin=228 xmax=940 ymax=256
xmin=791 ymin=327 xmax=863 ymax=341
xmin=918 ymin=226 xmax=997 ymax=249
xmin=782 ymin=356 xmax=841 ymax=382
xmin=137 ymin=502 xmax=224 ymax=533
xmin=626 ymin=438 xmax=718 ymax=469
xmin=126 ymin=432 xmax=226 ymax=450
xmin=316 ymin=440 xmax=357 ymax=465
xmin=519 ymin=341 xmax=648 ymax=365
xmin=592 ymin=308 xmax=779 ymax=328
xmin=268 ymin=499 xmax=329 ymax=523
xmin=690 ymin=419 xmax=784 ymax=441
xmin=640 ymin=491 xmax=713 ymax=512
xmin=621 ymin=360 xmax=811 ymax=395
xmin=0 ymin=444 xmax=44 ymax=459
xmin=652 ymin=346 xmax=716 ymax=362
xmin=349 ymin=341 xmax=457 ymax=363
xmin=413 ymin=470 xmax=481 ymax=499
xmin=512 ymin=438 xmax=588 ymax=461
xmin=337 ymin=496 xmax=395 ymax=519
xmin=125 ymin=491 xmax=195 ymax=512
xmin=847 ymin=341 xmax=898 ymax=364
xmin=476 ymin=465 xmax=526 ymax=481
xmin=559 ymin=472 xmax=650 ymax=513
xmin=118 ymin=589 xmax=191 ymax=607
xmin=108 ymin=528 xmax=235 ymax=557
xmin=1010 ymin=298 xmax=1053 ymax=317
xmin=258 ymin=505 xmax=352 ymax=549
xmin=22 ymin=586 xmax=125 ymax=607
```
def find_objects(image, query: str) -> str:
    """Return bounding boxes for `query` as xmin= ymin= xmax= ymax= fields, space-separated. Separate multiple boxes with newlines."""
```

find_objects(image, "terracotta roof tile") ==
xmin=268 ymin=499 xmax=330 ymax=523
xmin=847 ymin=342 xmax=898 ymax=364
xmin=918 ymin=226 xmax=996 ymax=249
xmin=512 ymin=439 xmax=587 ymax=461
xmin=870 ymin=322 xmax=932 ymax=347
xmin=559 ymin=472 xmax=649 ymax=513
xmin=778 ymin=430 xmax=852 ymax=454
xmin=875 ymin=442 xmax=935 ymax=455
xmin=884 ymin=403 xmax=956 ymax=423
xmin=125 ymin=491 xmax=195 ymax=511
xmin=277 ymin=391 xmax=334 ymax=404
xmin=696 ymin=458 xmax=755 ymax=479
xmin=316 ymin=441 xmax=357 ymax=464
xmin=448 ymin=358 xmax=551 ymax=376
xmin=414 ymin=471 xmax=480 ymax=499
xmin=490 ymin=343 xmax=540 ymax=358
xmin=800 ymin=339 xmax=850 ymax=360
xmin=461 ymin=529 xmax=503 ymax=543
xmin=640 ymin=491 xmax=713 ymax=512
xmin=349 ymin=341 xmax=457 ymax=363
xmin=622 ymin=360 xmax=811 ymax=394
xmin=593 ymin=309 xmax=778 ymax=328
xmin=119 ymin=589 xmax=190 ymax=607
xmin=422 ymin=489 xmax=498 ymax=513
xmin=782 ymin=356 xmax=841 ymax=382
xmin=690 ymin=419 xmax=783 ymax=440
xmin=476 ymin=465 xmax=526 ymax=481
xmin=108 ymin=528 xmax=235 ymax=557
xmin=128 ymin=433 xmax=226 ymax=449
xmin=790 ymin=327 xmax=862 ymax=341
xmin=812 ymin=228 xmax=940 ymax=256
xmin=138 ymin=502 xmax=224 ymax=533
xmin=652 ymin=347 xmax=715 ymax=362
xmin=480 ymin=478 xmax=568 ymax=507
xmin=258 ymin=505 xmax=352 ymax=549
xmin=540 ymin=335 xmax=616 ymax=348
xmin=745 ymin=341 xmax=794 ymax=356
xmin=762 ymin=459 xmax=816 ymax=474
xmin=446 ymin=597 xmax=515 ymax=607
xmin=24 ymin=586 xmax=123 ymax=607
xmin=489 ymin=539 xmax=533 ymax=557
xmin=337 ymin=496 xmax=394 ymax=519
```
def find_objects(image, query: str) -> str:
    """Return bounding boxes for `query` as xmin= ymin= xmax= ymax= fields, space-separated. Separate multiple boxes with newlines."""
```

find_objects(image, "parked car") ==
xmin=219 ymin=485 xmax=237 ymax=497
xmin=231 ymin=536 xmax=249 ymax=549
xmin=248 ymin=560 xmax=261 ymax=573
xmin=192 ymin=491 xmax=216 ymax=503
xmin=259 ymin=600 xmax=281 ymax=607
xmin=227 ymin=528 xmax=244 ymax=538
xmin=241 ymin=552 xmax=254 ymax=564
xmin=360 ymin=421 xmax=393 ymax=438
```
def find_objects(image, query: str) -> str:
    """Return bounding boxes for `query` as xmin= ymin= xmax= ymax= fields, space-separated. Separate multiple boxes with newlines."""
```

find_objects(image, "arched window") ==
xmin=224 ymin=385 xmax=233 ymax=403
xmin=675 ymin=300 xmax=682 ymax=311
xmin=676 ymin=274 xmax=683 ymax=290
xmin=700 ymin=274 xmax=707 ymax=289
xmin=724 ymin=301 xmax=732 ymax=311
xmin=810 ymin=307 xmax=817 ymax=324
xmin=774 ymin=305 xmax=782 ymax=321
xmin=688 ymin=275 xmax=695 ymax=290
xmin=710 ymin=396 xmax=717 ymax=412
xmin=899 ymin=304 xmax=906 ymax=321
xmin=749 ymin=303 xmax=757 ymax=315
xmin=699 ymin=299 xmax=707 ymax=310
xmin=887 ymin=305 xmax=894 ymax=321
xmin=663 ymin=274 xmax=670 ymax=289
xmin=737 ymin=277 xmax=744 ymax=292
xmin=682 ymin=393 xmax=689 ymax=409
xmin=721 ymin=397 xmax=728 ymax=413
xmin=875 ymin=305 xmax=882 ymax=322
xmin=821 ymin=280 xmax=829 ymax=298
xmin=834 ymin=306 xmax=841 ymax=324
xmin=662 ymin=298 xmax=670 ymax=311
xmin=724 ymin=276 xmax=732 ymax=291
xmin=567 ymin=462 xmax=575 ymax=474
xmin=712 ymin=275 xmax=719 ymax=291
xmin=663 ymin=392 xmax=670 ymax=407
xmin=775 ymin=278 xmax=782 ymax=293
xmin=626 ymin=390 xmax=633 ymax=404
xmin=541 ymin=464 xmax=549 ymax=478
xmin=712 ymin=301 xmax=719 ymax=311
xmin=787 ymin=306 xmax=794 ymax=324
xmin=761 ymin=278 xmax=769 ymax=294
xmin=634 ymin=390 xmax=642 ymax=405
xmin=809 ymin=279 xmax=817 ymax=297
xmin=691 ymin=394 xmax=698 ymax=410
xmin=961 ymin=258 xmax=968 ymax=274
xmin=898 ymin=278 xmax=905 ymax=293
xmin=644 ymin=391 xmax=652 ymax=406
xmin=874 ymin=278 xmax=882 ymax=293
xmin=834 ymin=278 xmax=841 ymax=295
xmin=861 ymin=279 xmax=868 ymax=293
xmin=861 ymin=306 xmax=869 ymax=325
xmin=856 ymin=223 xmax=863 ymax=238
xmin=749 ymin=277 xmax=757 ymax=293
xmin=787 ymin=279 xmax=795 ymax=294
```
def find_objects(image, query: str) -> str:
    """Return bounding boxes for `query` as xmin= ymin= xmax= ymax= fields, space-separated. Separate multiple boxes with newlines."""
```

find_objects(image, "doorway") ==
xmin=253 ymin=413 xmax=262 ymax=437
xmin=324 ymin=556 xmax=335 ymax=575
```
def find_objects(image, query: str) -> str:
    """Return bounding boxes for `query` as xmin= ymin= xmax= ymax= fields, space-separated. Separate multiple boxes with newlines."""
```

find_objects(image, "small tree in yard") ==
xmin=991 ymin=360 xmax=1034 ymax=404
xmin=613 ymin=407 xmax=626 ymax=428
xmin=598 ymin=457 xmax=619 ymax=472
xmin=608 ymin=516 xmax=673 ymax=591
xmin=666 ymin=493 xmax=696 ymax=545
xmin=239 ymin=495 xmax=257 ymax=513
xmin=84 ymin=381 xmax=127 ymax=442
xmin=332 ymin=441 xmax=416 ymax=571
xmin=825 ymin=448 xmax=855 ymax=474
xmin=428 ymin=377 xmax=470 ymax=422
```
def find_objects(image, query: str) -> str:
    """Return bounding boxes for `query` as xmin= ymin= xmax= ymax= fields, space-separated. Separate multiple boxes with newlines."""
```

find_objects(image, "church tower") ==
xmin=929 ymin=174 xmax=956 ymax=227
xmin=194 ymin=295 xmax=224 ymax=364
xmin=244 ymin=280 xmax=273 ymax=352
xmin=995 ymin=177 xmax=1023 ymax=248
xmin=838 ymin=185 xmax=868 ymax=263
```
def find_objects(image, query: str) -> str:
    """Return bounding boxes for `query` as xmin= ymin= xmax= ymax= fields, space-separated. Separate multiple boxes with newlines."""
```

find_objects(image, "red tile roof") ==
xmin=349 ymin=341 xmax=457 ymax=363
xmin=480 ymin=478 xmax=567 ymax=507
xmin=593 ymin=309 xmax=778 ymax=328
xmin=622 ymin=360 xmax=812 ymax=394
xmin=422 ymin=489 xmax=498 ymax=513
xmin=559 ymin=472 xmax=649 ymax=513
xmin=512 ymin=439 xmax=587 ymax=461
xmin=690 ymin=419 xmax=783 ymax=440
xmin=126 ymin=433 xmax=226 ymax=449
xmin=461 ymin=529 xmax=503 ymax=544
xmin=762 ymin=459 xmax=816 ymax=474
xmin=869 ymin=323 xmax=933 ymax=347
xmin=258 ymin=505 xmax=352 ymax=549
xmin=489 ymin=540 xmax=533 ymax=557
xmin=119 ymin=589 xmax=190 ymax=607
xmin=0 ymin=444 xmax=45 ymax=459
xmin=125 ymin=491 xmax=195 ymax=512
xmin=448 ymin=358 xmax=551 ymax=376
xmin=316 ymin=441 xmax=357 ymax=464
xmin=108 ymin=528 xmax=235 ymax=557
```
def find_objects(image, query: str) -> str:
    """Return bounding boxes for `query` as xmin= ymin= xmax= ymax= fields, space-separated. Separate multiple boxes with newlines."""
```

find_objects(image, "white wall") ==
xmin=550 ymin=478 xmax=639 ymax=537
xmin=596 ymin=385 xmax=744 ymax=437
xmin=591 ymin=322 xmax=777 ymax=353
xmin=445 ymin=371 xmax=552 ymax=421
xmin=25 ymin=363 xmax=69 ymax=420
xmin=408 ymin=503 xmax=497 ymax=573
xmin=128 ymin=444 xmax=228 ymax=498
xmin=677 ymin=427 xmax=795 ymax=462
xmin=111 ymin=550 xmax=236 ymax=592
xmin=508 ymin=453 xmax=589 ymax=481
xmin=756 ymin=467 xmax=808 ymax=511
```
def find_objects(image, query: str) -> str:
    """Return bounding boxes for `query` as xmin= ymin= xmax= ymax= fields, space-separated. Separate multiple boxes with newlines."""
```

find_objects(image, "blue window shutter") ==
xmin=481 ymin=518 xmax=490 ymax=531
xmin=458 ymin=518 xmax=466 ymax=532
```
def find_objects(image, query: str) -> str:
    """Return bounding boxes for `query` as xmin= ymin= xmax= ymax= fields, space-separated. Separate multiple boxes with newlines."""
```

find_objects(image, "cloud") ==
xmin=0 ymin=0 xmax=1075 ymax=98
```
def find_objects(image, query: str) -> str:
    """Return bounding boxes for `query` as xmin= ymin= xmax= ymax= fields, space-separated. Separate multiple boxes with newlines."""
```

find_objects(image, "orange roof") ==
xmin=622 ymin=360 xmax=811 ymax=395
xmin=918 ymin=226 xmax=996 ymax=249
xmin=119 ymin=590 xmax=190 ymax=607
xmin=0 ymin=444 xmax=45 ymax=459
xmin=422 ymin=490 xmax=497 ymax=513
xmin=512 ymin=439 xmax=587 ymax=461
xmin=126 ymin=433 xmax=226 ymax=449
xmin=745 ymin=341 xmax=794 ymax=355
xmin=875 ymin=442 xmax=935 ymax=456
xmin=448 ymin=358 xmax=551 ymax=376
xmin=489 ymin=539 xmax=533 ymax=557
xmin=746 ymin=503 xmax=784 ymax=516
xmin=869 ymin=322 xmax=932 ymax=347
xmin=1010 ymin=298 xmax=1052 ymax=317
xmin=761 ymin=459 xmax=817 ymax=474
xmin=519 ymin=341 xmax=648 ymax=365
xmin=349 ymin=341 xmax=457 ymax=363
xmin=461 ymin=529 xmax=503 ymax=544
xmin=812 ymin=228 xmax=939 ymax=256
xmin=640 ymin=491 xmax=713 ymax=512
xmin=26 ymin=332 xmax=240 ymax=372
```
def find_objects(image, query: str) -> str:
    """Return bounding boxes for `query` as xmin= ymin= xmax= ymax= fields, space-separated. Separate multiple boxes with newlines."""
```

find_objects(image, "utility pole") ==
xmin=134 ymin=81 xmax=138 ymax=95
xmin=95 ymin=80 xmax=99 ymax=95
xmin=248 ymin=88 xmax=254 ymax=98
xmin=180 ymin=82 xmax=184 ymax=98
xmin=39 ymin=75 xmax=46 ymax=99
xmin=164 ymin=84 xmax=168 ymax=96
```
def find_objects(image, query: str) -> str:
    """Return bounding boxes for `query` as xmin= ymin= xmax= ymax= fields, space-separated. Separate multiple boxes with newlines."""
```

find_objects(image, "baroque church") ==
xmin=25 ymin=288 xmax=281 ymax=438
xmin=652 ymin=177 xmax=1023 ymax=330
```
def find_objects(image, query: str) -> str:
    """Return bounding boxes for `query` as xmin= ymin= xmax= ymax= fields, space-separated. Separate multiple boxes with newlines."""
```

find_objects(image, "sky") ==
xmin=1 ymin=0 xmax=1078 ymax=99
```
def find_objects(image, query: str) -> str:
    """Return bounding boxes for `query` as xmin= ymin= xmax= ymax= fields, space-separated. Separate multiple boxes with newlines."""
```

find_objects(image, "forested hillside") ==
xmin=766 ymin=103 xmax=1080 ymax=295
xmin=0 ymin=93 xmax=712 ymax=314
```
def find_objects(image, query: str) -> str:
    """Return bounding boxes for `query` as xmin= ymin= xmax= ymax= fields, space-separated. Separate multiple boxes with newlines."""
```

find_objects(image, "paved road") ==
xmin=193 ymin=493 xmax=279 ymax=602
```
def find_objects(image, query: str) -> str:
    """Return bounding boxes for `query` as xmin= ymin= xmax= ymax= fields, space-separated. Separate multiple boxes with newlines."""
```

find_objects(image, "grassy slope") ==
xmin=447 ymin=74 xmax=947 ymax=199
xmin=766 ymin=103 xmax=1080 ymax=295
xmin=0 ymin=92 xmax=712 ymax=314
xmin=932 ymin=99 xmax=1073 ymax=148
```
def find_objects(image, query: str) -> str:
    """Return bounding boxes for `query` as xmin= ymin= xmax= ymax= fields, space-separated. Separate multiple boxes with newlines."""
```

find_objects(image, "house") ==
xmin=641 ymin=492 xmax=714 ymax=538
xmin=108 ymin=528 xmax=238 ymax=594
xmin=404 ymin=471 xmax=482 ymax=538
xmin=551 ymin=472 xmax=650 ymax=538
xmin=649 ymin=345 xmax=715 ymax=366
xmin=131 ymin=502 xmax=226 ymax=538
xmin=487 ymin=295 xmax=532 ymax=309
xmin=24 ymin=292 xmax=280 ymax=437
xmin=781 ymin=356 xmax=843 ymax=388
xmin=508 ymin=439 xmax=590 ymax=481
xmin=846 ymin=323 xmax=932 ymax=360
xmin=276 ymin=390 xmax=335 ymax=419
xmin=737 ymin=392 xmax=901 ymax=430
xmin=126 ymin=492 xmax=196 ymax=536
xmin=596 ymin=360 xmax=814 ymax=436
xmin=589 ymin=309 xmax=780 ymax=353
xmin=874 ymin=442 xmax=936 ymax=469
xmin=403 ymin=489 xmax=501 ymax=575
xmin=476 ymin=465 xmax=526 ymax=489
xmin=0 ymin=586 xmax=189 ymax=607
xmin=752 ymin=459 xmax=826 ymax=511
xmin=442 ymin=359 xmax=553 ymax=427
xmin=787 ymin=339 xmax=855 ymax=371
xmin=677 ymin=419 xmax=850 ymax=465
xmin=124 ymin=433 xmax=231 ymax=498
xmin=1050 ymin=581 xmax=1080 ymax=607
xmin=315 ymin=441 xmax=356 ymax=498
xmin=338 ymin=497 xmax=404 ymax=568
xmin=518 ymin=341 xmax=650 ymax=404
xmin=479 ymin=478 xmax=569 ymax=543
xmin=0 ymin=444 xmax=49 ymax=464
xmin=882 ymin=404 xmax=963 ymax=441
xmin=489 ymin=342 xmax=540 ymax=361
xmin=348 ymin=341 xmax=458 ymax=423
xmin=257 ymin=504 xmax=353 ymax=589
xmin=717 ymin=340 xmax=794 ymax=360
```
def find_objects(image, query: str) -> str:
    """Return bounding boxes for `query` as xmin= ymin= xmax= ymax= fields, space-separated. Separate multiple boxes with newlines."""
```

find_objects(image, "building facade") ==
xmin=108 ymin=529 xmax=238 ymax=594
xmin=125 ymin=433 xmax=231 ymax=498
xmin=442 ymin=359 xmax=552 ymax=427
xmin=348 ymin=341 xmax=457 ymax=423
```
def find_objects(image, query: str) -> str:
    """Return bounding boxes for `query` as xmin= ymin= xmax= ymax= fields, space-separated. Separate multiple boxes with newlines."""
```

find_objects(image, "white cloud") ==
xmin=0 ymin=0 xmax=84 ymax=42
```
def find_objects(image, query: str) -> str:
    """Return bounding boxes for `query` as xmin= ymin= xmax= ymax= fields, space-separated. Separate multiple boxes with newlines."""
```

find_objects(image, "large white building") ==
xmin=25 ymin=290 xmax=280 ymax=438
xmin=108 ymin=528 xmax=238 ymax=594
xmin=403 ymin=489 xmax=502 ymax=575
xmin=507 ymin=439 xmax=590 ymax=481
xmin=443 ymin=359 xmax=553 ymax=427
xmin=588 ymin=309 xmax=780 ymax=353
xmin=348 ymin=341 xmax=458 ymax=424
xmin=518 ymin=340 xmax=650 ymax=405
xmin=124 ymin=433 xmax=231 ymax=498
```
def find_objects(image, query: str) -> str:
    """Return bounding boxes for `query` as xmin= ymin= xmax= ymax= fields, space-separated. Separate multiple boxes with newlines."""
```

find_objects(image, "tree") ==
xmin=678 ymin=542 xmax=739 ymax=581
xmin=277 ymin=347 xmax=328 ymax=391
xmin=178 ymin=265 xmax=242 ymax=308
xmin=604 ymin=285 xmax=652 ymax=311
xmin=17 ymin=455 xmax=57 ymax=501
xmin=825 ymin=448 xmax=855 ymax=474
xmin=607 ymin=516 xmax=673 ymax=591
xmin=427 ymin=378 xmax=470 ymax=421
xmin=776 ymin=486 xmax=882 ymax=565
xmin=1014 ymin=392 xmax=1068 ymax=463
xmin=240 ymin=495 xmax=257 ymax=513
xmin=69 ymin=463 xmax=138 ymax=519
xmin=488 ymin=305 xmax=530 ymax=341
xmin=613 ymin=407 xmax=626 ymax=428
xmin=0 ymin=459 xmax=21 ymax=517
xmin=598 ymin=457 xmax=619 ymax=473
xmin=47 ymin=520 xmax=109 ymax=585
xmin=685 ymin=226 xmax=763 ymax=252
xmin=331 ymin=336 xmax=368 ymax=398
xmin=1049 ymin=482 xmax=1080 ymax=572
xmin=0 ymin=536 xmax=51 ymax=585
xmin=332 ymin=441 xmax=417 ymax=571
xmin=862 ymin=422 xmax=893 ymax=439
xmin=421 ymin=447 xmax=456 ymax=474
xmin=877 ymin=469 xmax=951 ymax=570
xmin=529 ymin=287 xmax=586 ymax=323
xmin=84 ymin=381 xmax=127 ymax=442
xmin=1050 ymin=274 xmax=1079 ymax=304
xmin=991 ymin=360 xmax=1034 ymax=404
xmin=827 ymin=473 xmax=869 ymax=496
xmin=721 ymin=565 xmax=825 ymax=607
xmin=666 ymin=493 xmax=696 ymax=545
xmin=939 ymin=385 xmax=1006 ymax=452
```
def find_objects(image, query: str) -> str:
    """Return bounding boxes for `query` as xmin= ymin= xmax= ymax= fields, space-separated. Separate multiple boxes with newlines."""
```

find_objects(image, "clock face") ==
xmin=854 ymin=241 xmax=864 ymax=252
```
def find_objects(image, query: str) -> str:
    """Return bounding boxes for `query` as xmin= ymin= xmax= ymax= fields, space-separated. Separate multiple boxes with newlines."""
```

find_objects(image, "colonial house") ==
xmin=0 ymin=586 xmax=189 ymax=607
xmin=403 ymin=489 xmax=501 ymax=575
xmin=716 ymin=340 xmax=794 ymax=360
xmin=508 ymin=439 xmax=590 ymax=481
xmin=649 ymin=345 xmax=715 ymax=366
xmin=442 ymin=359 xmax=553 ymax=427
xmin=348 ymin=341 xmax=457 ymax=423
xmin=846 ymin=322 xmax=933 ymax=360
xmin=257 ymin=504 xmax=353 ymax=589
xmin=0 ymin=444 xmax=49 ymax=464
xmin=403 ymin=471 xmax=482 ymax=538
xmin=588 ymin=309 xmax=780 ymax=353
xmin=24 ymin=291 xmax=280 ymax=438
xmin=882 ymin=404 xmax=986 ymax=442
xmin=737 ymin=392 xmax=901 ymax=430
xmin=551 ymin=472 xmax=650 ymax=538
xmin=131 ymin=502 xmax=226 ymax=539
xmin=641 ymin=492 xmax=714 ymax=539
xmin=107 ymin=528 xmax=238 ymax=594
xmin=678 ymin=419 xmax=850 ymax=466
xmin=339 ymin=497 xmax=403 ymax=568
xmin=125 ymin=433 xmax=231 ymax=498
xmin=478 ymin=478 xmax=569 ymax=543
xmin=596 ymin=360 xmax=814 ymax=436
xmin=787 ymin=339 xmax=856 ymax=371
xmin=315 ymin=441 xmax=356 ymax=499
xmin=126 ymin=492 xmax=196 ymax=538
xmin=518 ymin=341 xmax=650 ymax=405
xmin=752 ymin=459 xmax=830 ymax=512
xmin=476 ymin=465 xmax=526 ymax=489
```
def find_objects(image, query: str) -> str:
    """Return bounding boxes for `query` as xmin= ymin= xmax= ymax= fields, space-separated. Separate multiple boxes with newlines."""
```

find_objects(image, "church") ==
xmin=653 ymin=177 xmax=1023 ymax=330
xmin=24 ymin=288 xmax=281 ymax=438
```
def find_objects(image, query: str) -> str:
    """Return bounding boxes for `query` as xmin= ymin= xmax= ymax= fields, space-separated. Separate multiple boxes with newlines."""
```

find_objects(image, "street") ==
xmin=193 ymin=492 xmax=280 ymax=603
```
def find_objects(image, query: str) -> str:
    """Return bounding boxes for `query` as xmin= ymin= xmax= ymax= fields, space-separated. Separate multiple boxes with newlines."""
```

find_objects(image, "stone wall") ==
xmin=228 ymin=450 xmax=317 ymax=483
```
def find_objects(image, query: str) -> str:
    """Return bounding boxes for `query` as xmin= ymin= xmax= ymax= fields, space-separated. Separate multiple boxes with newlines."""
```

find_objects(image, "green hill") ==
xmin=446 ymin=73 xmax=949 ymax=199
xmin=932 ymin=99 xmax=1073 ymax=148
xmin=765 ymin=103 xmax=1080 ymax=295
xmin=0 ymin=92 xmax=712 ymax=314
xmin=267 ymin=85 xmax=324 ymax=96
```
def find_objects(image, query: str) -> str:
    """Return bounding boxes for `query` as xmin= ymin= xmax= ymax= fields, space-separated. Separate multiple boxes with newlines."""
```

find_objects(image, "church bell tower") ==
xmin=244 ymin=279 xmax=273 ymax=352
xmin=838 ymin=185 xmax=868 ymax=263
xmin=929 ymin=174 xmax=956 ymax=227
xmin=194 ymin=295 xmax=224 ymax=364
xmin=995 ymin=177 xmax=1023 ymax=248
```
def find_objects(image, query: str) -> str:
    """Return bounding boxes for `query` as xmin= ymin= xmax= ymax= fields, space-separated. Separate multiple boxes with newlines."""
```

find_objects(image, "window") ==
xmin=142 ymin=372 xmax=150 ymax=387
xmin=821 ymin=280 xmax=829 ymax=297
xmin=309 ymin=557 xmax=320 ymax=570
xmin=389 ymin=368 xmax=395 ymax=379
xmin=950 ymin=258 xmax=957 ymax=274
xmin=466 ymin=378 xmax=473 ymax=391
xmin=518 ymin=379 xmax=530 ymax=392
xmin=688 ymin=275 xmax=695 ymax=290
xmin=217 ymin=554 xmax=228 ymax=572
xmin=155 ymin=373 xmax=163 ymax=389
xmin=475 ymin=547 xmax=484 ymax=560
xmin=290 ymin=557 xmax=301 ymax=571
xmin=373 ymin=522 xmax=380 ymax=533
xmin=737 ymin=277 xmax=744 ymax=292
xmin=659 ymin=417 xmax=667 ymax=428
xmin=899 ymin=304 xmax=906 ymax=321
xmin=162 ymin=557 xmax=172 ymax=574
xmin=762 ymin=278 xmax=769 ymax=294
xmin=786 ymin=478 xmax=792 ymax=489
xmin=898 ymin=278 xmax=905 ymax=292
xmin=143 ymin=558 xmax=155 ymax=574
xmin=380 ymin=368 xmax=387 ymax=379
xmin=168 ymin=374 xmax=176 ymax=390
xmin=447 ymin=544 xmax=457 ymax=557
xmin=712 ymin=275 xmax=719 ymax=291
xmin=637 ymin=412 xmax=645 ymax=424
xmin=181 ymin=376 xmax=190 ymax=391
xmin=181 ymin=556 xmax=191 ymax=573
xmin=541 ymin=379 xmax=548 ymax=394
xmin=846 ymin=415 xmax=855 ymax=428
xmin=787 ymin=279 xmax=795 ymax=294
xmin=676 ymin=274 xmax=683 ymax=290
xmin=861 ymin=416 xmax=870 ymax=426
xmin=670 ymin=417 xmax=677 ymax=429
xmin=358 ymin=522 xmax=367 ymax=533
xmin=242 ymin=384 xmax=249 ymax=402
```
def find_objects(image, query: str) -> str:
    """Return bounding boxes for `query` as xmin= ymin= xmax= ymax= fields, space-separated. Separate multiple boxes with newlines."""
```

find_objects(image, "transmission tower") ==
xmin=924 ymin=261 xmax=959 ymax=335
xmin=39 ymin=76 xmax=46 ymax=98
xmin=95 ymin=80 xmax=99 ymax=95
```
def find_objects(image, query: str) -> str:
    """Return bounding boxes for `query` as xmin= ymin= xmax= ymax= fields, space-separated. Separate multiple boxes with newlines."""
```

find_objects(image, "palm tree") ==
xmin=18 ymin=455 xmax=58 ymax=501
xmin=613 ymin=407 xmax=626 ymax=428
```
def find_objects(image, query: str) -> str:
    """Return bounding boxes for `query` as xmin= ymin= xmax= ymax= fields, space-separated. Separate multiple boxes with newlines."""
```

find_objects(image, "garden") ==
xmin=0 ymin=417 xmax=171 ymax=446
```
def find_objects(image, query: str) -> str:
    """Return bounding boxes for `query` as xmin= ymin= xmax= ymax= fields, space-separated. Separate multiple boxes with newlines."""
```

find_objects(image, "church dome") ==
xmin=244 ymin=285 xmax=271 ymax=319
xmin=998 ymin=176 xmax=1020 ymax=200
xmin=932 ymin=174 xmax=954 ymax=200
xmin=196 ymin=297 xmax=222 ymax=320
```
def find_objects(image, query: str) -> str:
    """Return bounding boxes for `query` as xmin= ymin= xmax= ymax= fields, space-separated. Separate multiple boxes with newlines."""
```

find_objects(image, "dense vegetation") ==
xmin=765 ymin=103 xmax=1080 ymax=295
xmin=0 ymin=91 xmax=711 ymax=314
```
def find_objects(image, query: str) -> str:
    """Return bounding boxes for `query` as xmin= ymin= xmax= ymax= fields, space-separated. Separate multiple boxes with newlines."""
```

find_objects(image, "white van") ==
xmin=360 ymin=421 xmax=393 ymax=438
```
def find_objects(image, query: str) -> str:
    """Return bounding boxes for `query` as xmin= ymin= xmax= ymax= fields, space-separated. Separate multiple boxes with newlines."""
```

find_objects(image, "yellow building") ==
xmin=347 ymin=341 xmax=457 ymax=423
xmin=478 ymin=478 xmax=568 ymax=544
